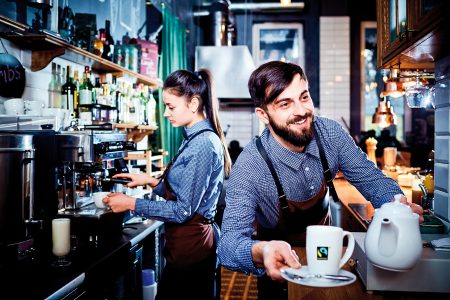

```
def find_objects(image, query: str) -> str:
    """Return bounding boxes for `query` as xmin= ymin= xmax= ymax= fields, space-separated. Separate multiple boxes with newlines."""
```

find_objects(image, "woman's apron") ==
xmin=157 ymin=129 xmax=216 ymax=269
xmin=255 ymin=137 xmax=331 ymax=300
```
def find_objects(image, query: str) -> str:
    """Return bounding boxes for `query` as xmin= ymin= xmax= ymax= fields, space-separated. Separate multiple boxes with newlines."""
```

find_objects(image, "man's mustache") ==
xmin=288 ymin=113 xmax=313 ymax=125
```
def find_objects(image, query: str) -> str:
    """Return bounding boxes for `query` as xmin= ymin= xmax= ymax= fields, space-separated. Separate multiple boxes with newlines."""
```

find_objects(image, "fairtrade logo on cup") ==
xmin=316 ymin=246 xmax=329 ymax=260
xmin=306 ymin=225 xmax=355 ymax=275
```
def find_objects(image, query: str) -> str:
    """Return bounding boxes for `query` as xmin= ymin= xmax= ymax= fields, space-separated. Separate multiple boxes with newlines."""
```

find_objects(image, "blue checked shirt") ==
xmin=134 ymin=119 xmax=224 ymax=223
xmin=218 ymin=116 xmax=403 ymax=275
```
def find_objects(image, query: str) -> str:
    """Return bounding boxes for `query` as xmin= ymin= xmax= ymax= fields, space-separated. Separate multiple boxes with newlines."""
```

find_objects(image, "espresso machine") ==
xmin=55 ymin=127 xmax=135 ymax=246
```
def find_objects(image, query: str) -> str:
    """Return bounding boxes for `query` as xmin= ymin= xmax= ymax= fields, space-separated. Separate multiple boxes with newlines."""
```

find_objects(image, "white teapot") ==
xmin=364 ymin=195 xmax=422 ymax=271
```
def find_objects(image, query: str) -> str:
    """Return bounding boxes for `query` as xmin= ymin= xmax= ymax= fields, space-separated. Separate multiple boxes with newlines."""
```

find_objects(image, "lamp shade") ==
xmin=372 ymin=98 xmax=397 ymax=128
xmin=380 ymin=80 xmax=404 ymax=98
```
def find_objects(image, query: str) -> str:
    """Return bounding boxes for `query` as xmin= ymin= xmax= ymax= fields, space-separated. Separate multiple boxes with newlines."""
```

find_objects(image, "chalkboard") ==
xmin=0 ymin=53 xmax=26 ymax=98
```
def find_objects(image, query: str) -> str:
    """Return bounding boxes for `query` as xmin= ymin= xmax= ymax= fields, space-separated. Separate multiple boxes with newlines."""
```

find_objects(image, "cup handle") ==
xmin=339 ymin=231 xmax=355 ymax=269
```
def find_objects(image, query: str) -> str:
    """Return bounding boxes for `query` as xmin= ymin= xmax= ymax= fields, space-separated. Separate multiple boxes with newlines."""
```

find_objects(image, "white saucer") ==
xmin=281 ymin=266 xmax=357 ymax=288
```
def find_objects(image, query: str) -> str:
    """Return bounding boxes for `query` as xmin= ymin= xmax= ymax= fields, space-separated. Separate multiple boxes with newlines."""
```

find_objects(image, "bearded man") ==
xmin=217 ymin=61 xmax=423 ymax=300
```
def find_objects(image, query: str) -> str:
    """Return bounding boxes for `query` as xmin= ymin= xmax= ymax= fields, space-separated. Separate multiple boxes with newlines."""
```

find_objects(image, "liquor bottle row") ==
xmin=47 ymin=63 xmax=157 ymax=126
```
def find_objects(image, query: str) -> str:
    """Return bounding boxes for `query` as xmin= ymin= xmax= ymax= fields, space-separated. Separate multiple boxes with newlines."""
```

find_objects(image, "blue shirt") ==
xmin=134 ymin=119 xmax=224 ymax=223
xmin=218 ymin=116 xmax=403 ymax=275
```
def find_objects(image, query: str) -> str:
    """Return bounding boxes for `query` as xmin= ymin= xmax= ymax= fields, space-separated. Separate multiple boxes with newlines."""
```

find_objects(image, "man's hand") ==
xmin=398 ymin=195 xmax=424 ymax=223
xmin=252 ymin=240 xmax=301 ymax=281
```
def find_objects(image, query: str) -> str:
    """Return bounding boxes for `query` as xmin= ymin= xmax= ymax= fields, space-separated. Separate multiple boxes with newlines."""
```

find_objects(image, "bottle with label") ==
xmin=79 ymin=66 xmax=93 ymax=105
xmin=73 ymin=69 xmax=80 ymax=117
xmin=61 ymin=65 xmax=76 ymax=114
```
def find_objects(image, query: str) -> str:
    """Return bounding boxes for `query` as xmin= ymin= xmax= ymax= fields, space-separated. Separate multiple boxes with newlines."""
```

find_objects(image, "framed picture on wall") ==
xmin=252 ymin=23 xmax=305 ymax=68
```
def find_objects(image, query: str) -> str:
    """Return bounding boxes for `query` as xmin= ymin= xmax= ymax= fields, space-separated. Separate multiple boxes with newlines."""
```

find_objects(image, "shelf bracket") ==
xmin=31 ymin=48 xmax=65 ymax=71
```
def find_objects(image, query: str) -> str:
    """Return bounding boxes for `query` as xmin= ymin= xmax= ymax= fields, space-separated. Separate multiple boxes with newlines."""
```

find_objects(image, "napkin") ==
xmin=431 ymin=237 xmax=450 ymax=252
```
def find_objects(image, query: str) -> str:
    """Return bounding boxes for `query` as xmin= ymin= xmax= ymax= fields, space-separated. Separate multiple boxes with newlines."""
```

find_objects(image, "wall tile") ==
xmin=435 ymin=162 xmax=449 ymax=193
xmin=434 ymin=79 xmax=450 ymax=108
xmin=435 ymin=137 xmax=449 ymax=163
xmin=434 ymin=190 xmax=449 ymax=221
xmin=435 ymin=107 xmax=450 ymax=134
xmin=435 ymin=55 xmax=450 ymax=81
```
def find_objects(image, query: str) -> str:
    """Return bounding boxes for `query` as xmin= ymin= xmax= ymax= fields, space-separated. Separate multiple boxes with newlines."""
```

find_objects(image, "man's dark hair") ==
xmin=248 ymin=61 xmax=308 ymax=108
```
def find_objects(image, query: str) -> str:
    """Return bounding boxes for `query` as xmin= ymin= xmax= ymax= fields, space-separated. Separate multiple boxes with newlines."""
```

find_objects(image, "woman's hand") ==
xmin=103 ymin=192 xmax=136 ymax=213
xmin=112 ymin=173 xmax=160 ymax=188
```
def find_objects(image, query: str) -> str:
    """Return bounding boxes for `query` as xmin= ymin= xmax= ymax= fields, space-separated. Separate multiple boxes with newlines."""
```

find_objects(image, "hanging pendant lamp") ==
xmin=372 ymin=97 xmax=397 ymax=128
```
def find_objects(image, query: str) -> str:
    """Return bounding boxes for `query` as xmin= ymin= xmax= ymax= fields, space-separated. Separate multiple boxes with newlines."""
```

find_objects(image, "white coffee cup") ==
xmin=306 ymin=225 xmax=355 ymax=275
xmin=24 ymin=100 xmax=44 ymax=116
xmin=4 ymin=98 xmax=24 ymax=115
xmin=52 ymin=218 xmax=71 ymax=257
xmin=92 ymin=191 xmax=110 ymax=208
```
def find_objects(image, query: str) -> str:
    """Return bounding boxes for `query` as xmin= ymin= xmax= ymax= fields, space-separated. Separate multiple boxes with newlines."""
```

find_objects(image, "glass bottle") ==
xmin=93 ymin=31 xmax=104 ymax=56
xmin=61 ymin=66 xmax=76 ymax=113
xmin=102 ymin=20 xmax=115 ymax=61
xmin=423 ymin=150 xmax=435 ymax=211
xmin=147 ymin=88 xmax=157 ymax=127
xmin=73 ymin=70 xmax=80 ymax=117
xmin=79 ymin=66 xmax=93 ymax=105
xmin=48 ymin=62 xmax=62 ymax=108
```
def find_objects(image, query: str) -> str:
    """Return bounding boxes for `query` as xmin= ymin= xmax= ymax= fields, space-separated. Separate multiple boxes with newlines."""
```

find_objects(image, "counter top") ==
xmin=0 ymin=218 xmax=163 ymax=299
xmin=288 ymin=246 xmax=450 ymax=299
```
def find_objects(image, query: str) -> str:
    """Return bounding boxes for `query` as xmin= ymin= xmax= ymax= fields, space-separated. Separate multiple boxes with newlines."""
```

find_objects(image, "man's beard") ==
xmin=268 ymin=113 xmax=314 ymax=148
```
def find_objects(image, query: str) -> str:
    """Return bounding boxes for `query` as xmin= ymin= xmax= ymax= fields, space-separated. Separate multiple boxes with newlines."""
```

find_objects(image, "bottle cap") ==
xmin=142 ymin=269 xmax=155 ymax=286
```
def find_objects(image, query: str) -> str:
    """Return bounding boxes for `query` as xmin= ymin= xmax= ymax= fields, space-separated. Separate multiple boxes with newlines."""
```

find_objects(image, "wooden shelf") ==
xmin=125 ymin=150 xmax=167 ymax=178
xmin=0 ymin=16 xmax=162 ymax=89
xmin=114 ymin=123 xmax=158 ymax=143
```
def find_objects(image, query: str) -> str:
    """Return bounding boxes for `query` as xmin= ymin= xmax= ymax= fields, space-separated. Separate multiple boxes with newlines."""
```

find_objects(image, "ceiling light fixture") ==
xmin=372 ymin=97 xmax=397 ymax=128
xmin=380 ymin=68 xmax=404 ymax=98
xmin=280 ymin=0 xmax=291 ymax=6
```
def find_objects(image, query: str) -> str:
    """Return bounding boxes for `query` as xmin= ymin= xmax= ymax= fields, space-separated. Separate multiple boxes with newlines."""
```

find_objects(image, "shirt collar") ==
xmin=183 ymin=119 xmax=213 ymax=139
xmin=261 ymin=125 xmax=321 ymax=170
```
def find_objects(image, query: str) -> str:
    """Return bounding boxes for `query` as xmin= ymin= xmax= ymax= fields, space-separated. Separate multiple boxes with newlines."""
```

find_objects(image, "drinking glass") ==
xmin=51 ymin=218 xmax=71 ymax=267
xmin=404 ymin=76 xmax=434 ymax=108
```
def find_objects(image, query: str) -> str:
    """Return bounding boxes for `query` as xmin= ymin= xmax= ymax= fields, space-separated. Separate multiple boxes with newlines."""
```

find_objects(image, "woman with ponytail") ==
xmin=105 ymin=69 xmax=230 ymax=300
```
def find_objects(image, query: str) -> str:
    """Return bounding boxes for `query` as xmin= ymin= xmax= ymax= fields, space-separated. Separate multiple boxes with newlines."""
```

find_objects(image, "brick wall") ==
xmin=219 ymin=106 xmax=258 ymax=149
xmin=434 ymin=55 xmax=450 ymax=223
xmin=319 ymin=16 xmax=350 ymax=131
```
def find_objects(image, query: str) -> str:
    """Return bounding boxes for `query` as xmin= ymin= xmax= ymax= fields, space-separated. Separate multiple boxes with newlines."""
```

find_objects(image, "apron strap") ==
xmin=159 ymin=128 xmax=215 ymax=180
xmin=314 ymin=123 xmax=341 ymax=203
xmin=255 ymin=138 xmax=291 ymax=224
xmin=158 ymin=128 xmax=215 ymax=200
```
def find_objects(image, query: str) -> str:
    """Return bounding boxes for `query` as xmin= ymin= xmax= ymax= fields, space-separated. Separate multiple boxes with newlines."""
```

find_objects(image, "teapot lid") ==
xmin=379 ymin=194 xmax=414 ymax=216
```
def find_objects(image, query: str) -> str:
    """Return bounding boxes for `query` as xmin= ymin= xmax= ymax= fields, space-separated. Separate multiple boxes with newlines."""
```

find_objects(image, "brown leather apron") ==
xmin=256 ymin=181 xmax=330 ymax=247
xmin=255 ymin=137 xmax=331 ymax=300
xmin=157 ymin=129 xmax=216 ymax=269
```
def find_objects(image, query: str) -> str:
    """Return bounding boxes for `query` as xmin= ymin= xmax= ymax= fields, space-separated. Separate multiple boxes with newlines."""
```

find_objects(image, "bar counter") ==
xmin=0 ymin=218 xmax=163 ymax=299
xmin=288 ymin=247 xmax=450 ymax=300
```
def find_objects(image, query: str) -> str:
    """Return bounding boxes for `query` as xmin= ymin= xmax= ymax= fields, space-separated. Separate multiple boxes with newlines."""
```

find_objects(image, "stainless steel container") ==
xmin=0 ymin=134 xmax=35 ymax=244
xmin=57 ymin=131 xmax=93 ymax=162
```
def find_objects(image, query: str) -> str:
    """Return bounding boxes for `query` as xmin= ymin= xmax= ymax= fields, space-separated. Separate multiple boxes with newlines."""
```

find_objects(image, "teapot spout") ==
xmin=378 ymin=218 xmax=399 ymax=257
